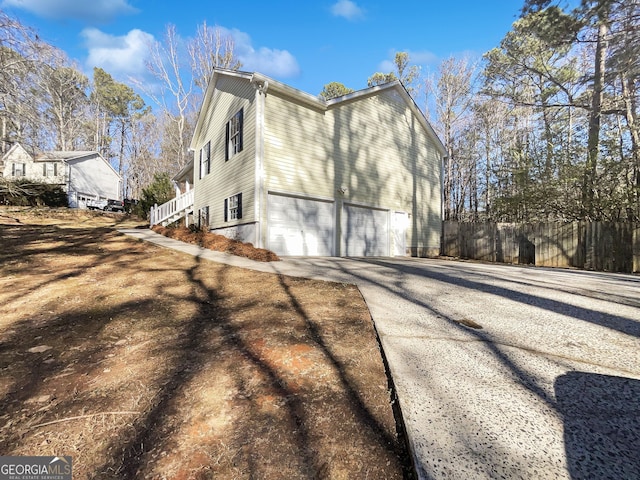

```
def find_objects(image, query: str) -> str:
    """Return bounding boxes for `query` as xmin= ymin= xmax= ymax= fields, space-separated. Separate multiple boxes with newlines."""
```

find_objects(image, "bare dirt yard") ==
xmin=0 ymin=207 xmax=410 ymax=479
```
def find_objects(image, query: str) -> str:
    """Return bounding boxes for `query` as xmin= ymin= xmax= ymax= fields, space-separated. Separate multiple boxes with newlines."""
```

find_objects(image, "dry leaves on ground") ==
xmin=151 ymin=225 xmax=280 ymax=262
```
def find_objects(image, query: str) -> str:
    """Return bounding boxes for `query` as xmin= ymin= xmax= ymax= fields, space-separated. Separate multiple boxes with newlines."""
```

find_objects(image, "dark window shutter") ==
xmin=225 ymin=122 xmax=230 ymax=161
xmin=206 ymin=141 xmax=211 ymax=174
xmin=11 ymin=163 xmax=15 ymax=176
xmin=43 ymin=164 xmax=46 ymax=176
xmin=199 ymin=148 xmax=203 ymax=179
xmin=54 ymin=163 xmax=57 ymax=176
xmin=238 ymin=109 xmax=244 ymax=153
xmin=237 ymin=192 xmax=242 ymax=219
xmin=224 ymin=198 xmax=228 ymax=222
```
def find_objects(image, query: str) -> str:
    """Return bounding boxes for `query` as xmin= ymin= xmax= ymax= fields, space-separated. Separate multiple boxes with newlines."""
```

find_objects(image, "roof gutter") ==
xmin=250 ymin=72 xmax=325 ymax=110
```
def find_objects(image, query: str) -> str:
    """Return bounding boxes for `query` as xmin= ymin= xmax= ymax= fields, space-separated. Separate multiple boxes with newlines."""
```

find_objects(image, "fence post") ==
xmin=150 ymin=203 xmax=158 ymax=227
xmin=633 ymin=223 xmax=640 ymax=273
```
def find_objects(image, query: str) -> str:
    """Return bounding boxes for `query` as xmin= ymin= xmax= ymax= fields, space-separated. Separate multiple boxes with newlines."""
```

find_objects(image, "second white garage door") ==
xmin=267 ymin=194 xmax=334 ymax=256
xmin=342 ymin=204 xmax=389 ymax=256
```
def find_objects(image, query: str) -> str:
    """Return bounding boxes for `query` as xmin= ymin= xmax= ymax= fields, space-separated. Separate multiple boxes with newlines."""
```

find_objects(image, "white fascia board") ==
xmin=1 ymin=143 xmax=28 ymax=162
xmin=172 ymin=158 xmax=194 ymax=182
xmin=66 ymin=152 xmax=122 ymax=179
xmin=328 ymin=81 xmax=447 ymax=157
xmin=250 ymin=72 xmax=326 ymax=110
xmin=325 ymin=81 xmax=400 ymax=106
xmin=395 ymin=85 xmax=447 ymax=157
xmin=189 ymin=68 xmax=255 ymax=151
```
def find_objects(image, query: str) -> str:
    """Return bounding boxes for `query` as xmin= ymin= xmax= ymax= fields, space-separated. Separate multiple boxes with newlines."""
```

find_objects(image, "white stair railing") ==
xmin=149 ymin=189 xmax=194 ymax=226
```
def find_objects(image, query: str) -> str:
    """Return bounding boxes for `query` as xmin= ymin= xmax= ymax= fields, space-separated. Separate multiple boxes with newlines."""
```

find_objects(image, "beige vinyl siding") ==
xmin=263 ymin=94 xmax=334 ymax=199
xmin=262 ymin=87 xmax=441 ymax=254
xmin=330 ymin=90 xmax=442 ymax=252
xmin=193 ymin=76 xmax=256 ymax=228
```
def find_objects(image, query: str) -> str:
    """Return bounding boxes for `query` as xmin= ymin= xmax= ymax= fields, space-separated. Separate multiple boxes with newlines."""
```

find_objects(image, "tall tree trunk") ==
xmin=444 ymin=115 xmax=453 ymax=220
xmin=582 ymin=21 xmax=608 ymax=220
xmin=119 ymin=119 xmax=126 ymax=198
xmin=2 ymin=117 xmax=6 ymax=153
xmin=621 ymin=74 xmax=640 ymax=221
xmin=484 ymin=126 xmax=491 ymax=220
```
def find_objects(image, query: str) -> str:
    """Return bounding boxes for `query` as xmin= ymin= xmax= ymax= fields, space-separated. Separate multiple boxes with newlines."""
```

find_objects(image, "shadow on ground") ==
xmin=556 ymin=372 xmax=640 ymax=479
xmin=0 ymin=215 xmax=410 ymax=479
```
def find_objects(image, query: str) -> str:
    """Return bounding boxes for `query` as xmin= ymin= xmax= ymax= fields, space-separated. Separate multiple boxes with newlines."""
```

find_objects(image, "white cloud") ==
xmin=81 ymin=28 xmax=154 ymax=77
xmin=409 ymin=50 xmax=438 ymax=65
xmin=377 ymin=59 xmax=396 ymax=73
xmin=2 ymin=0 xmax=138 ymax=22
xmin=378 ymin=49 xmax=437 ymax=72
xmin=80 ymin=24 xmax=299 ymax=87
xmin=230 ymin=29 xmax=300 ymax=78
xmin=331 ymin=0 xmax=365 ymax=21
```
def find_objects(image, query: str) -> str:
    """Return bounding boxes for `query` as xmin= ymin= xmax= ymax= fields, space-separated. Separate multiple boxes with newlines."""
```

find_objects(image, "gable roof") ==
xmin=1 ymin=143 xmax=121 ymax=179
xmin=36 ymin=150 xmax=97 ymax=162
xmin=38 ymin=149 xmax=122 ymax=178
xmin=191 ymin=68 xmax=446 ymax=156
xmin=1 ymin=143 xmax=32 ymax=164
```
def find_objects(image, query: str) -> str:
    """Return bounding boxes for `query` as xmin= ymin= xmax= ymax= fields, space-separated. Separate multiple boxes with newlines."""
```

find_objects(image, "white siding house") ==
xmin=1 ymin=143 xmax=122 ymax=208
xmin=175 ymin=68 xmax=445 ymax=257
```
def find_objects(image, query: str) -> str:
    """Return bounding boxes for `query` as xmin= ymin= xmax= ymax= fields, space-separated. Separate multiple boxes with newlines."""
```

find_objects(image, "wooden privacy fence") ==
xmin=442 ymin=221 xmax=640 ymax=274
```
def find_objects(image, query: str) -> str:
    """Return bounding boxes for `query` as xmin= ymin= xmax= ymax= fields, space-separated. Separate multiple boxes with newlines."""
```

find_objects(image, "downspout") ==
xmin=66 ymin=161 xmax=74 ymax=207
xmin=440 ymin=154 xmax=447 ymax=256
xmin=251 ymin=76 xmax=268 ymax=248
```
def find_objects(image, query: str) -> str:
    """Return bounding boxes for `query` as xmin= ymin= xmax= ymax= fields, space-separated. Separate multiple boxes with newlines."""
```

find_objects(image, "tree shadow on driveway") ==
xmin=555 ymin=372 xmax=640 ymax=479
xmin=273 ymin=256 xmax=640 ymax=478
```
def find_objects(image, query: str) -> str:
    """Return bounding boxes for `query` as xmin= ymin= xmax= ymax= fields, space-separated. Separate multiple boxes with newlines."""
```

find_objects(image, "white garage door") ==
xmin=267 ymin=194 xmax=334 ymax=256
xmin=342 ymin=204 xmax=389 ymax=256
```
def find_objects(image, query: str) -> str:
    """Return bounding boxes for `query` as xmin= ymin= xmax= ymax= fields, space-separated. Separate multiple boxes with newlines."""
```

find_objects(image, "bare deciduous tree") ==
xmin=36 ymin=49 xmax=89 ymax=150
xmin=425 ymin=56 xmax=479 ymax=220
xmin=135 ymin=24 xmax=193 ymax=170
xmin=188 ymin=21 xmax=241 ymax=92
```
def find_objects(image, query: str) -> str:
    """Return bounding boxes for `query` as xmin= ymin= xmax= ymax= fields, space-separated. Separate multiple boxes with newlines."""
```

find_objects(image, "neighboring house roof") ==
xmin=1 ymin=142 xmax=32 ymax=165
xmin=2 ymin=143 xmax=122 ymax=181
xmin=36 ymin=151 xmax=96 ymax=161
xmin=36 ymin=149 xmax=122 ymax=179
xmin=191 ymin=68 xmax=447 ymax=156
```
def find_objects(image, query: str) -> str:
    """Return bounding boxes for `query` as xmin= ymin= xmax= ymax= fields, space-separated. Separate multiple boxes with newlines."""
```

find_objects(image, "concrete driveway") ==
xmin=120 ymin=229 xmax=640 ymax=479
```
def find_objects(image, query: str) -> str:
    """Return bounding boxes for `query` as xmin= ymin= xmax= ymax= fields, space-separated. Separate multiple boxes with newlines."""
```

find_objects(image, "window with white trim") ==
xmin=199 ymin=141 xmax=211 ymax=179
xmin=224 ymin=193 xmax=242 ymax=222
xmin=43 ymin=162 xmax=57 ymax=177
xmin=225 ymin=108 xmax=243 ymax=161
xmin=12 ymin=163 xmax=25 ymax=177
xmin=198 ymin=205 xmax=209 ymax=229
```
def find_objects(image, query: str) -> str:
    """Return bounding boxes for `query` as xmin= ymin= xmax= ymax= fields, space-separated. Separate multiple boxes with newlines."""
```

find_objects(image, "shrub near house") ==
xmin=0 ymin=178 xmax=68 ymax=207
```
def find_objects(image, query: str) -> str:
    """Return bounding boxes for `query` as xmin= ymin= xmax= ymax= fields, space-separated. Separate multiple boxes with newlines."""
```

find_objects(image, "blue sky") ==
xmin=1 ymin=0 xmax=525 ymax=97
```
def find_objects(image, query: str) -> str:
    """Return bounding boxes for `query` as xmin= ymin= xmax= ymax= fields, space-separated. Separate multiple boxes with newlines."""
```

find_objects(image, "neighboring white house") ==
xmin=154 ymin=68 xmax=446 ymax=257
xmin=1 ymin=143 xmax=122 ymax=208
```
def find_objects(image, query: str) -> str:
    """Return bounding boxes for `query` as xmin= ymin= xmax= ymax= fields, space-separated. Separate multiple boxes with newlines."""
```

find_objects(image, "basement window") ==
xmin=224 ymin=193 xmax=242 ymax=221
xmin=198 ymin=206 xmax=210 ymax=229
